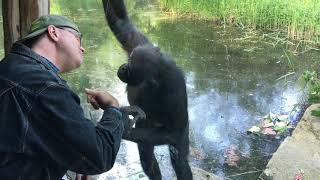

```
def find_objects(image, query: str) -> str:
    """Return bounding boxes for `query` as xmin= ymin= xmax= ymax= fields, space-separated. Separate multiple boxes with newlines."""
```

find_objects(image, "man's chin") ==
xmin=75 ymin=59 xmax=83 ymax=67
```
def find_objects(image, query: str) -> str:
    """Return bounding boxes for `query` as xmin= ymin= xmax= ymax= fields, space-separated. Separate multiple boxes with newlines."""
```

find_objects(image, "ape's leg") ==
xmin=138 ymin=143 xmax=161 ymax=180
xmin=169 ymin=133 xmax=192 ymax=180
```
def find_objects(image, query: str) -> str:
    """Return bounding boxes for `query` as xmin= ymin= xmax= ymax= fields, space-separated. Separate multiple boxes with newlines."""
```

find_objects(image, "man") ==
xmin=0 ymin=15 xmax=124 ymax=179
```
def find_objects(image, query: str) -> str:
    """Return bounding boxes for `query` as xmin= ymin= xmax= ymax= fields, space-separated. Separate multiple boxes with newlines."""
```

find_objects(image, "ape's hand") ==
xmin=120 ymin=105 xmax=146 ymax=124
xmin=120 ymin=106 xmax=146 ymax=137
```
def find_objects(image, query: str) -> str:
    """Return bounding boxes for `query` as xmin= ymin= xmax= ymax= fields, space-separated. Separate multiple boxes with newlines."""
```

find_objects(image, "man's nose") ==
xmin=80 ymin=46 xmax=85 ymax=53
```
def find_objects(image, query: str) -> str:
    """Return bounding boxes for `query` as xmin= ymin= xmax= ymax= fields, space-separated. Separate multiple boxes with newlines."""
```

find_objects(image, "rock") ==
xmin=173 ymin=167 xmax=221 ymax=180
xmin=260 ymin=104 xmax=320 ymax=179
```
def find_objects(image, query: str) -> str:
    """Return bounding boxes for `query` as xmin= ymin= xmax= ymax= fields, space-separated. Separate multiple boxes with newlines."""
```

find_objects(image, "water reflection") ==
xmin=0 ymin=0 xmax=316 ymax=179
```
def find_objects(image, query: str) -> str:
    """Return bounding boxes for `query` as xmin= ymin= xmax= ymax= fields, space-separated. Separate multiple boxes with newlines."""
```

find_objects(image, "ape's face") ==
xmin=117 ymin=46 xmax=160 ymax=86
xmin=117 ymin=62 xmax=144 ymax=86
xmin=117 ymin=55 xmax=154 ymax=86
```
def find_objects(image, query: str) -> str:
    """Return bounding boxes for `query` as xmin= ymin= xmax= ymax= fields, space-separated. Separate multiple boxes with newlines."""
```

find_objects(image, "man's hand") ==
xmin=85 ymin=88 xmax=119 ymax=109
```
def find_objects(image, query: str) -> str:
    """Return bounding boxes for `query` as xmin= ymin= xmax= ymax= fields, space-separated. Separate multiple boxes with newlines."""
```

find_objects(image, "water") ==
xmin=1 ymin=0 xmax=320 ymax=179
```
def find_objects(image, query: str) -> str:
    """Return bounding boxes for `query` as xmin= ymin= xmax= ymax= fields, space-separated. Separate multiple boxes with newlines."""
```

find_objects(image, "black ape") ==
xmin=102 ymin=0 xmax=192 ymax=179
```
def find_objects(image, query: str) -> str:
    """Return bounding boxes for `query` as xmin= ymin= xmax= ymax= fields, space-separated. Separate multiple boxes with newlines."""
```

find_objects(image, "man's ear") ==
xmin=47 ymin=25 xmax=59 ymax=42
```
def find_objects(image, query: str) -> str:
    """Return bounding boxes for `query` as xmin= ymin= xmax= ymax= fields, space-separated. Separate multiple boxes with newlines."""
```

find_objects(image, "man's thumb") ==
xmin=85 ymin=88 xmax=97 ymax=95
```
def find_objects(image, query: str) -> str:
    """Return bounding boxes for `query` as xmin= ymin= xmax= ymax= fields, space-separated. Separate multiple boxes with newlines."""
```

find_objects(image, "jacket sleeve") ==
xmin=30 ymin=83 xmax=124 ymax=175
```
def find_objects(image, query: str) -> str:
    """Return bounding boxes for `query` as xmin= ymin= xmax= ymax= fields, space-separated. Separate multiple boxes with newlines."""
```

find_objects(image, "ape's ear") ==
xmin=148 ymin=78 xmax=159 ymax=89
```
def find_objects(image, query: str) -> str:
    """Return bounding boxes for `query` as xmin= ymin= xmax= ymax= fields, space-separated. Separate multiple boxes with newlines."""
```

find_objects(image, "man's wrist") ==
xmin=101 ymin=102 xmax=119 ymax=110
xmin=103 ymin=105 xmax=119 ymax=110
xmin=103 ymin=106 xmax=122 ymax=117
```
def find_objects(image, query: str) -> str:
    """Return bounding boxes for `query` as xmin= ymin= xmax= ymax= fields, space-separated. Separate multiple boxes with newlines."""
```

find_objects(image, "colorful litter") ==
xmin=247 ymin=113 xmax=293 ymax=136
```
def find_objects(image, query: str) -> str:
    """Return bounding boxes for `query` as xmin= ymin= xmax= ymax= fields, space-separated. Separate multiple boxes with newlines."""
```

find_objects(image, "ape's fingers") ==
xmin=131 ymin=106 xmax=146 ymax=120
xmin=136 ymin=108 xmax=146 ymax=119
xmin=91 ymin=101 xmax=100 ymax=110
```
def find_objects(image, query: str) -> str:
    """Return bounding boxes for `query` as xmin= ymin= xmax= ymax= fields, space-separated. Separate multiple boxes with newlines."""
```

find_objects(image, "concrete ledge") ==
xmin=260 ymin=104 xmax=320 ymax=179
xmin=173 ymin=167 xmax=221 ymax=180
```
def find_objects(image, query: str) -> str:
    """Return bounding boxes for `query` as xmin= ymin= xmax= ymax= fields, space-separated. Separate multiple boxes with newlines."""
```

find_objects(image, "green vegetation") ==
xmin=300 ymin=70 xmax=320 ymax=104
xmin=309 ymin=83 xmax=320 ymax=104
xmin=311 ymin=107 xmax=320 ymax=116
xmin=159 ymin=0 xmax=320 ymax=44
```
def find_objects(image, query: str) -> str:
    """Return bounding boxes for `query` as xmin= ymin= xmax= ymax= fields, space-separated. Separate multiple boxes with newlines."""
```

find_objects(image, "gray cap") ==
xmin=18 ymin=14 xmax=80 ymax=42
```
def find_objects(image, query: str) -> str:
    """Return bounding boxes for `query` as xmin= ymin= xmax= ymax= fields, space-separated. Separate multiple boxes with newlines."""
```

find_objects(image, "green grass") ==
xmin=159 ymin=0 xmax=320 ymax=43
xmin=298 ymin=70 xmax=320 ymax=104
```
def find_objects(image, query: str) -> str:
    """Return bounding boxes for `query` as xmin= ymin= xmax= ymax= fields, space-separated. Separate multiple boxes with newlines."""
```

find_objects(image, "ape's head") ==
xmin=117 ymin=45 xmax=163 ymax=87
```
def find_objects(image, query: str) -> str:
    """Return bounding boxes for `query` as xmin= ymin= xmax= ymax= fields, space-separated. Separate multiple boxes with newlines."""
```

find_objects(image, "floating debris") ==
xmin=294 ymin=169 xmax=304 ymax=180
xmin=247 ymin=113 xmax=292 ymax=137
xmin=190 ymin=147 xmax=206 ymax=160
xmin=224 ymin=145 xmax=240 ymax=167
xmin=248 ymin=126 xmax=260 ymax=133
xmin=262 ymin=128 xmax=277 ymax=136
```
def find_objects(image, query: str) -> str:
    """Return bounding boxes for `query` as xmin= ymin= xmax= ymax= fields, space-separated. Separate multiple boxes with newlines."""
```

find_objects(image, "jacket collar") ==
xmin=10 ymin=42 xmax=60 ymax=74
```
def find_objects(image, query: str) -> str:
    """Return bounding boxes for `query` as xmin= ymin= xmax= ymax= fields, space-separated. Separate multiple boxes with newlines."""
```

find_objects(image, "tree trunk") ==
xmin=2 ymin=0 xmax=49 ymax=55
xmin=2 ymin=0 xmax=20 ymax=55
xmin=19 ymin=0 xmax=50 ymax=38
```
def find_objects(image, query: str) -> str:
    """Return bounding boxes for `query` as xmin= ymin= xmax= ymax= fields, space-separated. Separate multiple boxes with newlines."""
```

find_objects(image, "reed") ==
xmin=159 ymin=0 xmax=320 ymax=43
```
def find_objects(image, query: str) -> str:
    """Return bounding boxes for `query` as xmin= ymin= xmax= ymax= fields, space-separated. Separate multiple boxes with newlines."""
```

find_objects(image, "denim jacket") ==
xmin=0 ymin=43 xmax=124 ymax=179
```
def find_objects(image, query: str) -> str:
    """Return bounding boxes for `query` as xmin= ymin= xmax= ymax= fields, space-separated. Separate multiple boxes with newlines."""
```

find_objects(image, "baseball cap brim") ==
xmin=17 ymin=14 xmax=80 ymax=44
xmin=17 ymin=28 xmax=48 ymax=43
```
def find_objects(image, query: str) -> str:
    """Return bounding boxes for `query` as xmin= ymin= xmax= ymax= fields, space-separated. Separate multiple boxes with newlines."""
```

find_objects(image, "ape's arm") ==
xmin=102 ymin=0 xmax=152 ymax=54
xmin=122 ymin=127 xmax=178 ymax=145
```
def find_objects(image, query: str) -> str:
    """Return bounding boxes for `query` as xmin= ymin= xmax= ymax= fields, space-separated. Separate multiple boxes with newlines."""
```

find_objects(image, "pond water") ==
xmin=1 ymin=0 xmax=320 ymax=179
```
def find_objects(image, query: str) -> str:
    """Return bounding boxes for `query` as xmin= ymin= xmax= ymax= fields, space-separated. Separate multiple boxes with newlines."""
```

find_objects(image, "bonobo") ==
xmin=102 ymin=0 xmax=192 ymax=180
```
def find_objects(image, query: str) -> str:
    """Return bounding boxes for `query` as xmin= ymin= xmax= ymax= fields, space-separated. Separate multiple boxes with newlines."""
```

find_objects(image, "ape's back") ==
xmin=126 ymin=55 xmax=189 ymax=130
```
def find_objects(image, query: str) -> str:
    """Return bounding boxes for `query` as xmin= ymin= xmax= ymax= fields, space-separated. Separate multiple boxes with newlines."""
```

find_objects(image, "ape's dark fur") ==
xmin=102 ymin=1 xmax=192 ymax=179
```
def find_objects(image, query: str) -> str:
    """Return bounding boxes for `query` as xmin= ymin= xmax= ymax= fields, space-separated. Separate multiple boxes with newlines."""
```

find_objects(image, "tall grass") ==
xmin=159 ymin=0 xmax=320 ymax=43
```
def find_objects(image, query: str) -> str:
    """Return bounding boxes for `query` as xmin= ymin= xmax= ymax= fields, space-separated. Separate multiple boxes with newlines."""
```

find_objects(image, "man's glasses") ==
xmin=56 ymin=26 xmax=83 ymax=46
